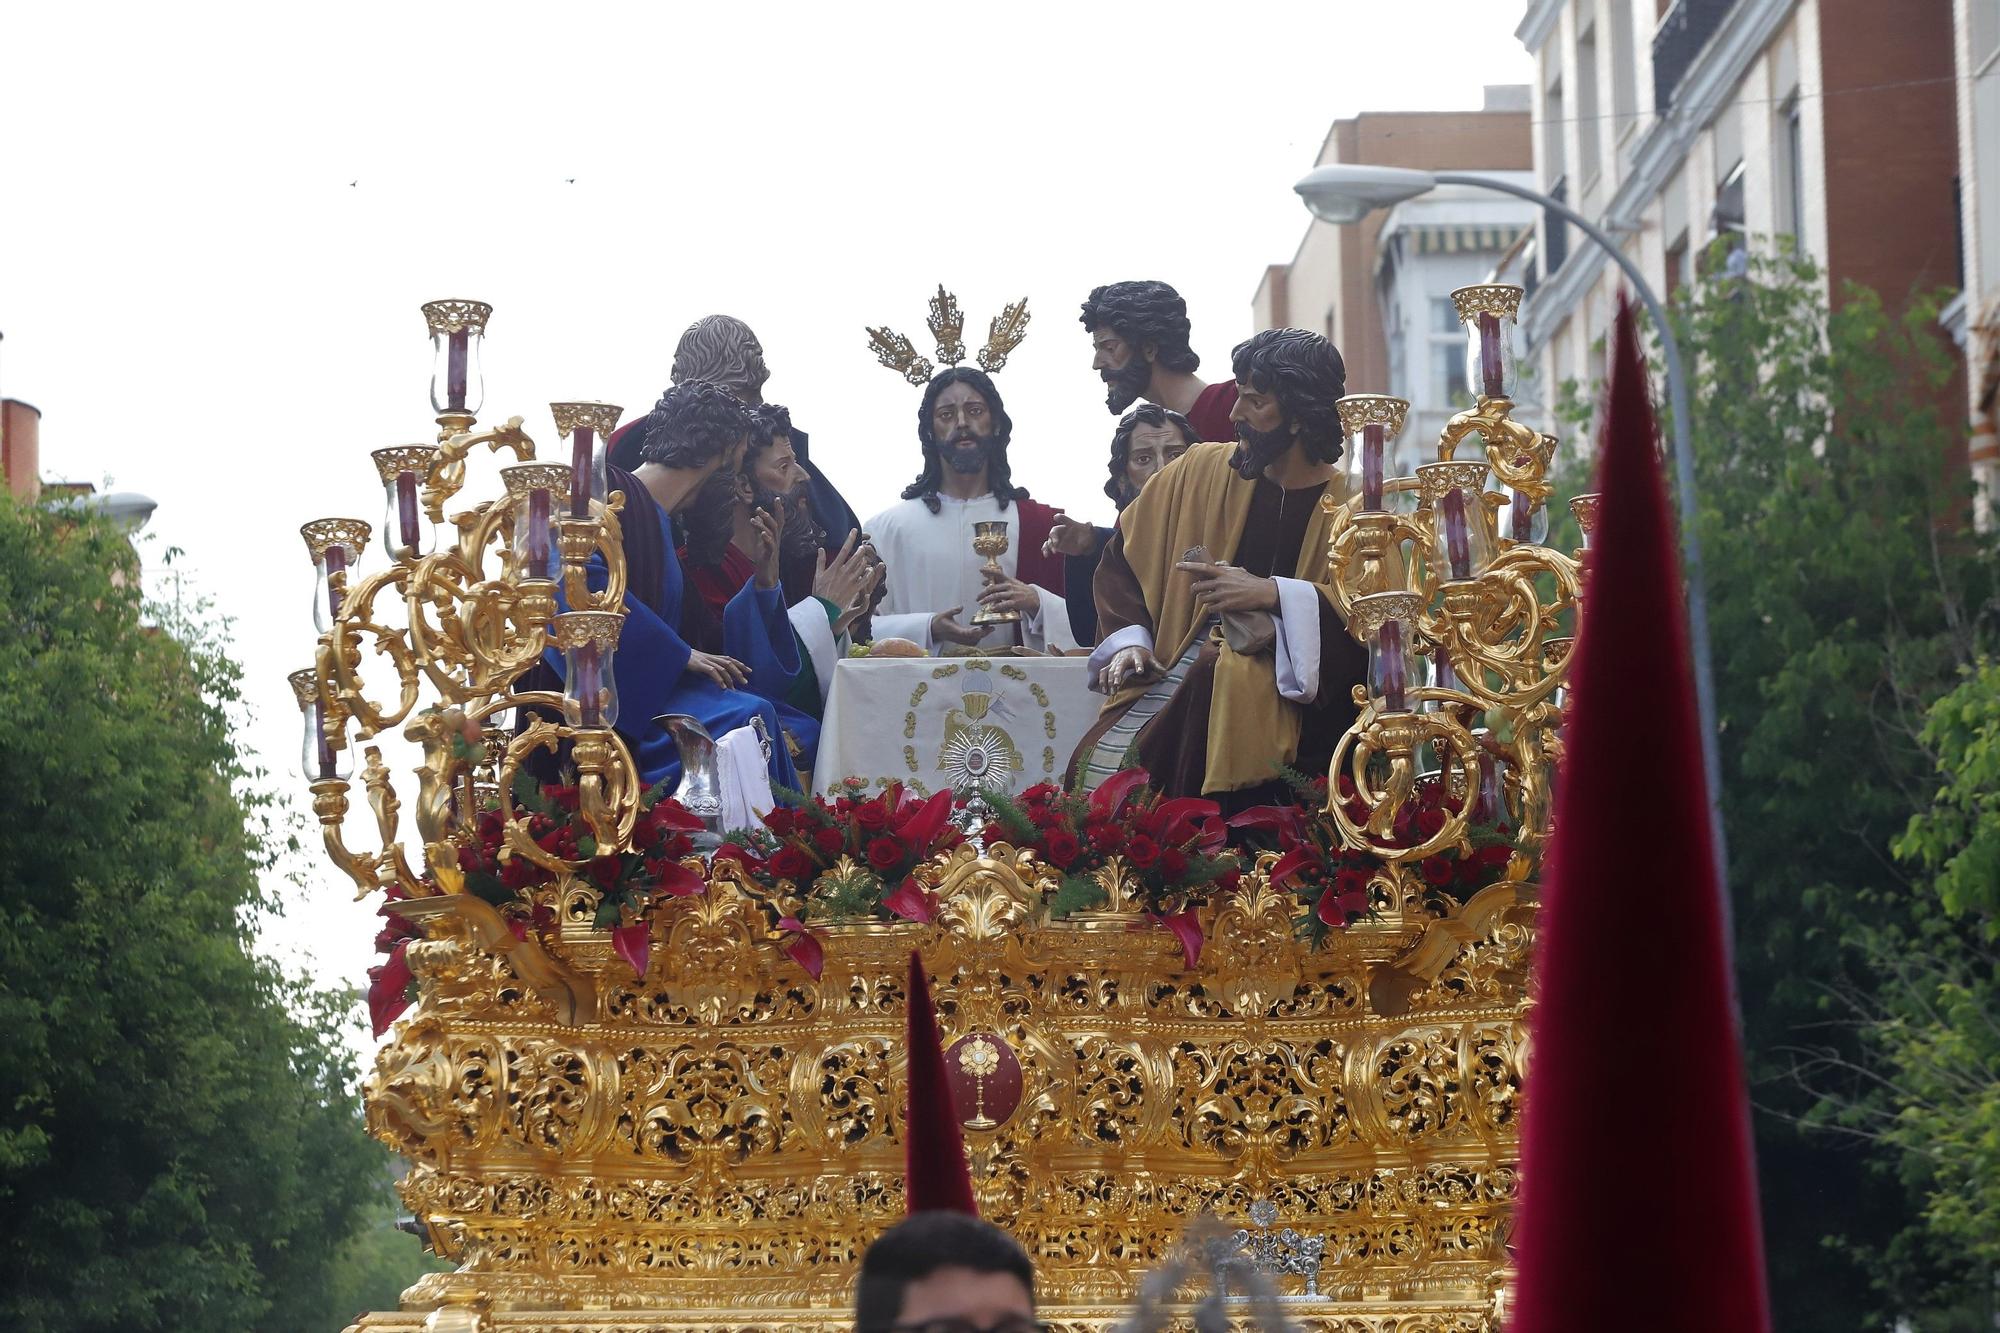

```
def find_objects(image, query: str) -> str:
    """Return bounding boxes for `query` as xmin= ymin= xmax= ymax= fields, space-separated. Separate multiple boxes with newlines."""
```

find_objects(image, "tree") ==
xmin=0 ymin=497 xmax=379 ymax=1331
xmin=1554 ymin=248 xmax=1999 ymax=1326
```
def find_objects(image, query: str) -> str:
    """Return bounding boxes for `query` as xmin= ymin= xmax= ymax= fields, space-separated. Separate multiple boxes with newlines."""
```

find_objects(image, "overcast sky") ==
xmin=0 ymin=1 xmax=1533 ymax=1043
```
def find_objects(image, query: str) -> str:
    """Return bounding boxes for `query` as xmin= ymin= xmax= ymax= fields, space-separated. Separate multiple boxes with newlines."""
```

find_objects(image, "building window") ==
xmin=1774 ymin=94 xmax=1804 ymax=251
xmin=1666 ymin=232 xmax=1691 ymax=301
xmin=1707 ymin=159 xmax=1749 ymax=277
xmin=1432 ymin=334 xmax=1471 ymax=410
xmin=1546 ymin=176 xmax=1571 ymax=275
xmin=1577 ymin=23 xmax=1601 ymax=185
xmin=1610 ymin=0 xmax=1640 ymax=133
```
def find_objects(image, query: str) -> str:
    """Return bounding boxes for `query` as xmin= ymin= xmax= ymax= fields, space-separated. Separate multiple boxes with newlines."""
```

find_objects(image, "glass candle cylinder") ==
xmin=422 ymin=300 xmax=491 ymax=417
xmin=1418 ymin=461 xmax=1495 ymax=581
xmin=1353 ymin=591 xmax=1423 ymax=714
xmin=553 ymin=611 xmax=624 ymax=728
xmin=1336 ymin=394 xmax=1410 ymax=515
xmin=501 ymin=464 xmax=571 ymax=582
xmin=299 ymin=517 xmax=371 ymax=632
xmin=289 ymin=668 xmax=350 ymax=781
xmin=550 ymin=402 xmax=624 ymax=519
xmin=1451 ymin=284 xmax=1524 ymax=401
xmin=1495 ymin=482 xmax=1550 ymax=545
xmin=1474 ymin=744 xmax=1509 ymax=825
xmin=371 ymin=446 xmax=437 ymax=562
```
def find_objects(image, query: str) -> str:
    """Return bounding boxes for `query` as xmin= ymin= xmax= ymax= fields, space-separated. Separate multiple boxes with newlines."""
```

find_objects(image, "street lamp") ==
xmin=1293 ymin=162 xmax=1731 ymax=930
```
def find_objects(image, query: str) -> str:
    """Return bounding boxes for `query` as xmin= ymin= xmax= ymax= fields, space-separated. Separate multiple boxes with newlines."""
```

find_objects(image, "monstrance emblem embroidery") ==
xmin=956 ymin=1034 xmax=1001 ymax=1129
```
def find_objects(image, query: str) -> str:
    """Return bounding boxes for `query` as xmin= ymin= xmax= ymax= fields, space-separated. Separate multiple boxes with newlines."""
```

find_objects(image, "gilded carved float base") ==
xmin=347 ymin=851 xmax=1532 ymax=1333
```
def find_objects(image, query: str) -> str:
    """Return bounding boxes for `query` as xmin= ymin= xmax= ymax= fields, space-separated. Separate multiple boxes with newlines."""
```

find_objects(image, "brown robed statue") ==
xmin=1068 ymin=327 xmax=1367 ymax=809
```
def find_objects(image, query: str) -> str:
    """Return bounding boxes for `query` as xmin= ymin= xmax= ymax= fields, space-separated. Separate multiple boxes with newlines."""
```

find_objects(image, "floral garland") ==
xmin=724 ymin=780 xmax=965 ymax=979
xmin=980 ymin=769 xmax=1243 ymax=966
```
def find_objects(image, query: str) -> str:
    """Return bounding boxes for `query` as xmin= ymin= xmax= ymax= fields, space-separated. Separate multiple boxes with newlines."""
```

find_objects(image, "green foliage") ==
xmin=1047 ymin=876 xmax=1106 ymax=918
xmin=317 ymin=1151 xmax=453 ymax=1328
xmin=1632 ymin=244 xmax=2000 ymax=1325
xmin=0 ymin=497 xmax=379 ymax=1331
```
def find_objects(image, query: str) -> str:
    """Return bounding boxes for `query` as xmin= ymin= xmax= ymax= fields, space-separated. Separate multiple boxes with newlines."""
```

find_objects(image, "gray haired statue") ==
xmin=669 ymin=314 xmax=772 ymax=404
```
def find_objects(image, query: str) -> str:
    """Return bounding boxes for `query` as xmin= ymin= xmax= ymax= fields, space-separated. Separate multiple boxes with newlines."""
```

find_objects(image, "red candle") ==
xmin=1435 ymin=646 xmax=1458 ymax=694
xmin=526 ymin=487 xmax=552 ymax=576
xmin=446 ymin=330 xmax=469 ymax=410
xmin=313 ymin=697 xmax=338 ymax=779
xmin=1378 ymin=618 xmax=1407 ymax=712
xmin=322 ymin=542 xmax=348 ymax=621
xmin=1361 ymin=423 xmax=1385 ymax=512
xmin=1478 ymin=312 xmax=1505 ymax=398
xmin=1440 ymin=488 xmax=1473 ymax=580
xmin=569 ymin=427 xmax=594 ymax=518
xmin=1509 ymin=487 xmax=1535 ymax=542
xmin=574 ymin=643 xmax=603 ymax=727
xmin=396 ymin=470 xmax=421 ymax=555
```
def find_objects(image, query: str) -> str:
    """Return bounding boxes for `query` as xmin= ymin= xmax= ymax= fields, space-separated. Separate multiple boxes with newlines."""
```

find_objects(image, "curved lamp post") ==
xmin=1293 ymin=163 xmax=1731 ymax=940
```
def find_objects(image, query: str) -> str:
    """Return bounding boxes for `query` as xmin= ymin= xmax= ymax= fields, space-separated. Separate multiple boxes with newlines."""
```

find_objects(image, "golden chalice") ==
xmin=969 ymin=518 xmax=1019 ymax=626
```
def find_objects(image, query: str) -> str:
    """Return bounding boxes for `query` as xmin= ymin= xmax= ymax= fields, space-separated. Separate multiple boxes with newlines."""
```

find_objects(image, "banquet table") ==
xmin=810 ymin=654 xmax=1103 ymax=798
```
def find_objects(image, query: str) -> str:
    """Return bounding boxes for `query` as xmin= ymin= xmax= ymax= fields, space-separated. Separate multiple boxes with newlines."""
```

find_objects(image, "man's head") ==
xmin=854 ymin=1212 xmax=1038 ymax=1333
xmin=747 ymin=402 xmax=823 ymax=561
xmin=903 ymin=366 xmax=1021 ymax=510
xmin=1079 ymin=280 xmax=1200 ymax=414
xmin=1227 ymin=327 xmax=1348 ymax=481
xmin=1105 ymin=405 xmax=1197 ymax=508
xmin=669 ymin=315 xmax=772 ymax=404
xmin=639 ymin=380 xmax=754 ymax=481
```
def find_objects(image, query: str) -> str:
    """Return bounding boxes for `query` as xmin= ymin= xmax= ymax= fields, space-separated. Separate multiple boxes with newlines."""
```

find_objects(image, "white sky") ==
xmin=0 ymin=1 xmax=1532 ymax=1044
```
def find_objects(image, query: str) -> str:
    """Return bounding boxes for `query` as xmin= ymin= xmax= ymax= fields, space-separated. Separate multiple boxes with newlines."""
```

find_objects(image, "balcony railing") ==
xmin=1653 ymin=0 xmax=1739 ymax=112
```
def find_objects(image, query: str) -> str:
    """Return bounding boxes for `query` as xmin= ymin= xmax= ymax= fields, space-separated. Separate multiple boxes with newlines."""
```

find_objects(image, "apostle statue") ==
xmin=1079 ymin=280 xmax=1239 ymax=441
xmin=1068 ymin=328 xmax=1367 ymax=807
xmin=554 ymin=381 xmax=806 ymax=792
xmin=608 ymin=313 xmax=862 ymax=555
xmin=1059 ymin=405 xmax=1198 ymax=645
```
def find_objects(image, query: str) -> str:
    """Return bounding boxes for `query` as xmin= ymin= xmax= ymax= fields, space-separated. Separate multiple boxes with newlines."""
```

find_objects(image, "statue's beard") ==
xmin=941 ymin=430 xmax=996 ymax=475
xmin=1101 ymin=358 xmax=1151 ymax=413
xmin=1231 ymin=420 xmax=1292 ymax=480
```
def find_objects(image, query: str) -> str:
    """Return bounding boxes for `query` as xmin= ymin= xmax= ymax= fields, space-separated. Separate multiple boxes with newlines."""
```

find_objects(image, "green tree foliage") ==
xmin=1561 ymin=249 xmax=1999 ymax=1326
xmin=0 ymin=497 xmax=380 ymax=1330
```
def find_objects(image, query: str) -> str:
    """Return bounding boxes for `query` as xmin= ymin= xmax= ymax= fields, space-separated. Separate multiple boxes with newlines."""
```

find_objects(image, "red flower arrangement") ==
xmin=732 ymin=781 xmax=964 ymax=979
xmin=430 ymin=774 xmax=709 ymax=982
xmin=984 ymin=768 xmax=1242 ymax=967
xmin=1229 ymin=771 xmax=1523 ymax=945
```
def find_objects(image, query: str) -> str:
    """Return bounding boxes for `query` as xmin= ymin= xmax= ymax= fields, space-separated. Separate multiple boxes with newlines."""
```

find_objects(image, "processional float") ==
xmin=297 ymin=287 xmax=1593 ymax=1332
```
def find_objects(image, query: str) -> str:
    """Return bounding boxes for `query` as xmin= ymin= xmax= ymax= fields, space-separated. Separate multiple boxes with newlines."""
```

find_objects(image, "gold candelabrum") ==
xmin=1319 ymin=284 xmax=1593 ymax=887
xmin=306 ymin=291 xmax=1579 ymax=1333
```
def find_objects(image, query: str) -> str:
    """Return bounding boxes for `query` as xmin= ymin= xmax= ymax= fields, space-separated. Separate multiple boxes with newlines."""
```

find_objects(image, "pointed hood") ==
xmin=903 ymin=950 xmax=978 ymax=1215
xmin=1509 ymin=299 xmax=1769 ymax=1330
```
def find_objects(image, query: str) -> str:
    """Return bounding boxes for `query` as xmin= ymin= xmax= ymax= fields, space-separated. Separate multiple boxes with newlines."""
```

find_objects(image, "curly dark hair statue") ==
xmin=1229 ymin=327 xmax=1348 ymax=472
xmin=902 ymin=366 xmax=1025 ymax=514
xmin=1078 ymin=280 xmax=1201 ymax=374
xmin=748 ymin=402 xmax=824 ymax=563
xmin=639 ymin=379 xmax=753 ymax=472
xmin=1104 ymin=404 xmax=1197 ymax=507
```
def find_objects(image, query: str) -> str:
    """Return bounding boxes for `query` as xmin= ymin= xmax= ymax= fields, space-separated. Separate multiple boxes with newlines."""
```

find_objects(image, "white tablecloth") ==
xmin=812 ymin=655 xmax=1103 ymax=798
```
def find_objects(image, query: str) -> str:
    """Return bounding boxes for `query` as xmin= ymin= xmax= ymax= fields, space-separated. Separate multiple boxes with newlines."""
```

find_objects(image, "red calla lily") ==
xmin=1088 ymin=767 xmax=1150 ymax=822
xmin=1226 ymin=804 xmax=1306 ymax=842
xmin=366 ymin=940 xmax=414 ymax=1037
xmin=1156 ymin=910 xmax=1205 ymax=968
xmin=1154 ymin=797 xmax=1222 ymax=848
xmin=882 ymin=876 xmax=935 ymax=923
xmin=611 ymin=922 xmax=651 ymax=980
xmin=893 ymin=788 xmax=955 ymax=849
xmin=654 ymin=858 xmax=707 ymax=897
xmin=776 ymin=916 xmax=825 ymax=980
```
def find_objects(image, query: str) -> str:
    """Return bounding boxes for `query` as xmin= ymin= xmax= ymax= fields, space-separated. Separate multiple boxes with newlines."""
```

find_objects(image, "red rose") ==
xmin=1022 ymin=783 xmax=1059 ymax=803
xmin=1478 ymin=843 xmax=1514 ymax=870
xmin=1422 ymin=856 xmax=1455 ymax=886
xmin=1044 ymin=829 xmax=1081 ymax=869
xmin=1086 ymin=821 xmax=1124 ymax=853
xmin=588 ymin=856 xmax=622 ymax=889
xmin=1334 ymin=867 xmax=1371 ymax=901
xmin=1416 ymin=807 xmax=1448 ymax=841
xmin=1030 ymin=805 xmax=1062 ymax=830
xmin=855 ymin=801 xmax=892 ymax=832
xmin=867 ymin=836 xmax=904 ymax=872
xmin=1125 ymin=835 xmax=1161 ymax=869
xmin=769 ymin=845 xmax=815 ymax=881
xmin=981 ymin=823 xmax=1008 ymax=847
xmin=1158 ymin=848 xmax=1190 ymax=880
xmin=763 ymin=807 xmax=797 ymax=837
xmin=1216 ymin=868 xmax=1243 ymax=893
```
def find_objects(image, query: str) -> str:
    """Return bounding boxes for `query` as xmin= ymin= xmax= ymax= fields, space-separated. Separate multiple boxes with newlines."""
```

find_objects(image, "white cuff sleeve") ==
xmin=787 ymin=600 xmax=840 ymax=707
xmin=1086 ymin=624 xmax=1154 ymax=694
xmin=1032 ymin=587 xmax=1078 ymax=652
xmin=1271 ymin=577 xmax=1322 ymax=704
xmin=869 ymin=611 xmax=934 ymax=652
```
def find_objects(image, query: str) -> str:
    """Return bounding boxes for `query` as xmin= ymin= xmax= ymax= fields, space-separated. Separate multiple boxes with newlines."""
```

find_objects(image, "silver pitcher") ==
xmin=656 ymin=713 xmax=724 ymax=841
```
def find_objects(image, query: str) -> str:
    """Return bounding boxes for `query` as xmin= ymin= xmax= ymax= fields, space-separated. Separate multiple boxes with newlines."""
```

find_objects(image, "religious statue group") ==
xmin=553 ymin=279 xmax=1366 ymax=813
